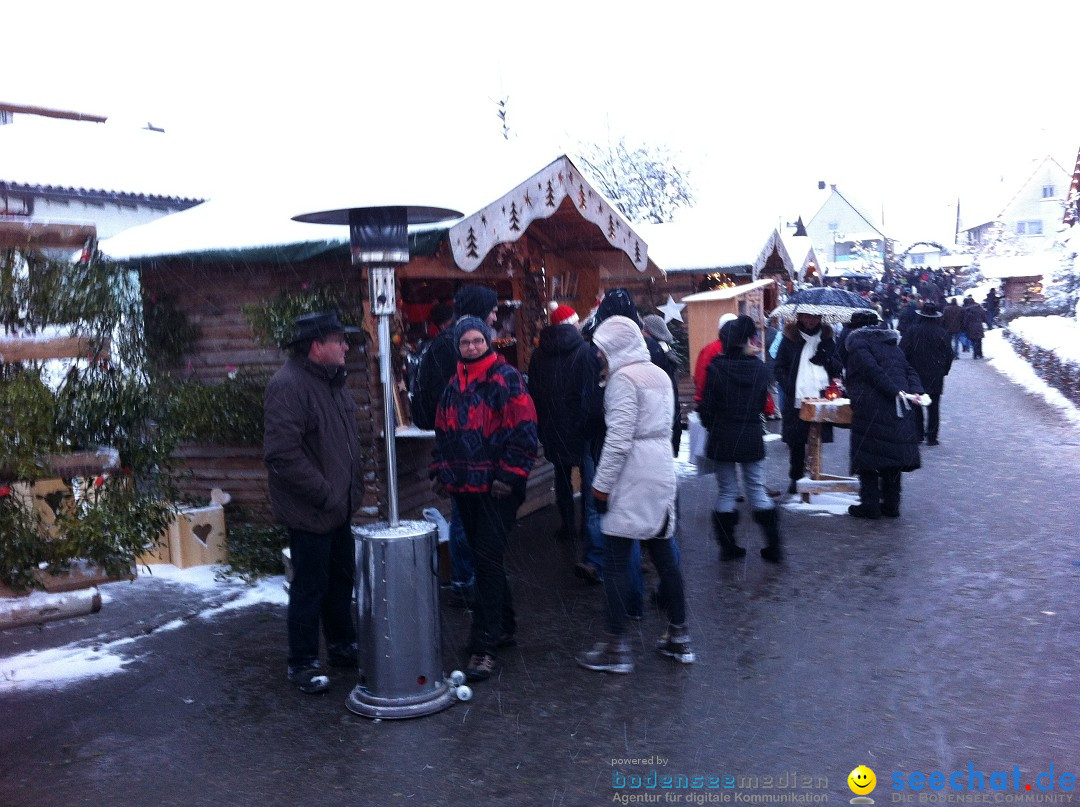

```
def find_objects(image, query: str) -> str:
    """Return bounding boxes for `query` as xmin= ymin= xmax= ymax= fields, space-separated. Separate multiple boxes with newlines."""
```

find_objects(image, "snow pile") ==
xmin=0 ymin=565 xmax=287 ymax=692
xmin=986 ymin=330 xmax=1080 ymax=429
xmin=1006 ymin=315 xmax=1080 ymax=364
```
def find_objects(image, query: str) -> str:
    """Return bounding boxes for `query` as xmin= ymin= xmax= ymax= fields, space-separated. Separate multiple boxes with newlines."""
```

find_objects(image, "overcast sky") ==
xmin=7 ymin=0 xmax=1079 ymax=243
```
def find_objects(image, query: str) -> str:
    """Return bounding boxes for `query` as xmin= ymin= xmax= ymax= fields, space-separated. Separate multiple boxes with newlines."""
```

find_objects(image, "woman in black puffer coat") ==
xmin=699 ymin=315 xmax=782 ymax=562
xmin=843 ymin=316 xmax=924 ymax=519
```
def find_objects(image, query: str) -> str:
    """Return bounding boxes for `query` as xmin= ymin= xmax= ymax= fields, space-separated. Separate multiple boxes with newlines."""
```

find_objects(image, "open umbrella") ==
xmin=770 ymin=287 xmax=872 ymax=324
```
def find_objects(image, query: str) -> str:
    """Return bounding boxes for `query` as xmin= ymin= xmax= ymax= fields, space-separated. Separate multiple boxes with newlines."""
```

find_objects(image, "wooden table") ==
xmin=797 ymin=398 xmax=858 ymax=502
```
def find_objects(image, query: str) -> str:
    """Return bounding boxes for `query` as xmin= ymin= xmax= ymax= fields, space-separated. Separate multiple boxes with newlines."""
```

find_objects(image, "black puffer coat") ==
xmin=901 ymin=317 xmax=953 ymax=395
xmin=527 ymin=323 xmax=589 ymax=465
xmin=844 ymin=326 xmax=923 ymax=473
xmin=698 ymin=352 xmax=770 ymax=463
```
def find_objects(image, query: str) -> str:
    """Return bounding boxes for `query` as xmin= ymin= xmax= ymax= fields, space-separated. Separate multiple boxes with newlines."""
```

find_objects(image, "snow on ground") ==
xmin=985 ymin=327 xmax=1080 ymax=429
xmin=0 ymin=565 xmax=287 ymax=692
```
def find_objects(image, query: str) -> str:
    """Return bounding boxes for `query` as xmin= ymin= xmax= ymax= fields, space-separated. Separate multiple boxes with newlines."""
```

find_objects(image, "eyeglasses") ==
xmin=459 ymin=337 xmax=487 ymax=349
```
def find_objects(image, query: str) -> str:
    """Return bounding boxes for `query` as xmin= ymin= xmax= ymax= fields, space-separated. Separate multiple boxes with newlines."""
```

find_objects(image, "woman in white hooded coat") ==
xmin=576 ymin=315 xmax=694 ymax=674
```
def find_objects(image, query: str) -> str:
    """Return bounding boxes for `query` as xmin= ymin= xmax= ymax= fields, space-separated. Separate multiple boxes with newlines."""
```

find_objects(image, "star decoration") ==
xmin=658 ymin=295 xmax=686 ymax=323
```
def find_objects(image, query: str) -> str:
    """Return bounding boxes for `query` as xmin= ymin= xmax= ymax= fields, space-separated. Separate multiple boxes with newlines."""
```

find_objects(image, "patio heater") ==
xmin=293 ymin=203 xmax=464 ymax=718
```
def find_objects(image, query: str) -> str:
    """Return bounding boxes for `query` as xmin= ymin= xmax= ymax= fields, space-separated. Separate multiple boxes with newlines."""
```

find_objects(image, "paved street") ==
xmin=1 ymin=352 xmax=1078 ymax=807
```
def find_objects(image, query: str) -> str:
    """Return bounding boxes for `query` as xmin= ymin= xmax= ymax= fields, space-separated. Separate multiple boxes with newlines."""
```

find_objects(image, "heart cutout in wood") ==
xmin=192 ymin=523 xmax=213 ymax=544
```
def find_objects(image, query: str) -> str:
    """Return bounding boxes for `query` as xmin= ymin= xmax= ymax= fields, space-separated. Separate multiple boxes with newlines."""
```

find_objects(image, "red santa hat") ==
xmin=548 ymin=301 xmax=580 ymax=326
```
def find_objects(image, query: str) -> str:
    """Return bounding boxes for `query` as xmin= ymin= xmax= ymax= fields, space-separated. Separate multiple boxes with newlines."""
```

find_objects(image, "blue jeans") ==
xmin=581 ymin=442 xmax=644 ymax=613
xmin=580 ymin=445 xmax=604 ymax=571
xmin=448 ymin=498 xmax=476 ymax=595
xmin=286 ymin=523 xmax=357 ymax=670
xmin=950 ymin=333 xmax=964 ymax=357
xmin=603 ymin=536 xmax=685 ymax=637
xmin=714 ymin=460 xmax=774 ymax=512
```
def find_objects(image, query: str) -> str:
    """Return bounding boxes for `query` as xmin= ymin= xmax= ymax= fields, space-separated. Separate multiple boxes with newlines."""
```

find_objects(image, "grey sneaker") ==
xmin=576 ymin=637 xmax=634 ymax=674
xmin=657 ymin=625 xmax=695 ymax=664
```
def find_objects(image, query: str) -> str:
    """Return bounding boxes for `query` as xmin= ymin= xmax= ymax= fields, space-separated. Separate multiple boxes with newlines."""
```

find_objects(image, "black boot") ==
xmin=752 ymin=508 xmax=783 ymax=563
xmin=880 ymin=469 xmax=902 ymax=517
xmin=711 ymin=511 xmax=745 ymax=560
xmin=848 ymin=473 xmax=881 ymax=519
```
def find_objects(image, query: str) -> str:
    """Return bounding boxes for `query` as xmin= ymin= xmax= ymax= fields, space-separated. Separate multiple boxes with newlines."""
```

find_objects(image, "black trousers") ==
xmin=454 ymin=491 xmax=523 ymax=655
xmin=287 ymin=523 xmax=356 ymax=670
xmin=551 ymin=461 xmax=581 ymax=540
xmin=916 ymin=393 xmax=942 ymax=442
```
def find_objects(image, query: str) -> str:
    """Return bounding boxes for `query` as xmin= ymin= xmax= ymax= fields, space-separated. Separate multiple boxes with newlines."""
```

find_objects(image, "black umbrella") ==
xmin=770 ymin=287 xmax=873 ymax=323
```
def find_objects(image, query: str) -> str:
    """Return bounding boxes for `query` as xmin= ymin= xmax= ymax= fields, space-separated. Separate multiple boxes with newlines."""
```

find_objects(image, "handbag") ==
xmin=687 ymin=412 xmax=708 ymax=465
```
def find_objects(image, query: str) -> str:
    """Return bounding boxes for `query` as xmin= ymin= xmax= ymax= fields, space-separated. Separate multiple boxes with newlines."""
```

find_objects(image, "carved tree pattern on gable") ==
xmin=466 ymin=227 xmax=479 ymax=258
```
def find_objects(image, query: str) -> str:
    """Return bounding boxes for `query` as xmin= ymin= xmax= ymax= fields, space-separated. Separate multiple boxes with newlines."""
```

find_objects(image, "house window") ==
xmin=1042 ymin=185 xmax=1055 ymax=198
xmin=828 ymin=222 xmax=839 ymax=232
xmin=910 ymin=254 xmax=925 ymax=265
xmin=1016 ymin=220 xmax=1043 ymax=236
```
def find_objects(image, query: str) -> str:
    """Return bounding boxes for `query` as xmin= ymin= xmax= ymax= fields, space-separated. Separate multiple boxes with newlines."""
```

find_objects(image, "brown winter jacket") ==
xmin=264 ymin=355 xmax=364 ymax=533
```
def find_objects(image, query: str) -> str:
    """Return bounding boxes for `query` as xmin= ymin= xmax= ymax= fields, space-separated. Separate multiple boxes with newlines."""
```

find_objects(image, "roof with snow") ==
xmin=634 ymin=205 xmax=784 ymax=273
xmin=0 ymin=115 xmax=209 ymax=203
xmin=978 ymin=253 xmax=1055 ymax=279
xmin=100 ymin=152 xmax=659 ymax=276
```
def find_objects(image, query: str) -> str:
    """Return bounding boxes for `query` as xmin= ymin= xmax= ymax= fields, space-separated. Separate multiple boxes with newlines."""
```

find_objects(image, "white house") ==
xmin=959 ymin=155 xmax=1070 ymax=251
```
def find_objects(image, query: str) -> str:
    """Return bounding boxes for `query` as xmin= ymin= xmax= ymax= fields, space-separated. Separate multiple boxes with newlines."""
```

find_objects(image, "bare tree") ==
xmin=575 ymin=138 xmax=695 ymax=224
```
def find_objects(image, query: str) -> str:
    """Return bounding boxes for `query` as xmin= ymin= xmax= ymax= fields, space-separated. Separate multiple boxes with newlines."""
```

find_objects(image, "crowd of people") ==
xmin=262 ymin=280 xmax=985 ymax=693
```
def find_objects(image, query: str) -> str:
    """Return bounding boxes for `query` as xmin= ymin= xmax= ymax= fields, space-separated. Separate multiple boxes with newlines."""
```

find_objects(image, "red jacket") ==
xmin=431 ymin=352 xmax=538 ymax=494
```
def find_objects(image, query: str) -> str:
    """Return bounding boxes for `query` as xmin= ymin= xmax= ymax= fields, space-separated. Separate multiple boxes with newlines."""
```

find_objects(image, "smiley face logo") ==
xmin=848 ymin=765 xmax=877 ymax=795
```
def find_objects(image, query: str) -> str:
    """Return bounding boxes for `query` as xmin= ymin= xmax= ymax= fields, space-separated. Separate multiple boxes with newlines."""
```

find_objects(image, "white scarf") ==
xmin=793 ymin=329 xmax=829 ymax=406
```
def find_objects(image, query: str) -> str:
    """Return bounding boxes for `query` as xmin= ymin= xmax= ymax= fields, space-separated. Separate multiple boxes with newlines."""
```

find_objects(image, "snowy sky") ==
xmin=5 ymin=1 xmax=1080 ymax=244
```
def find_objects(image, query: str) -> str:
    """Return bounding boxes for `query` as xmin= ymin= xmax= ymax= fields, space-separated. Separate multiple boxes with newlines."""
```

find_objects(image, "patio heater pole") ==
xmin=293 ymin=201 xmax=467 ymax=719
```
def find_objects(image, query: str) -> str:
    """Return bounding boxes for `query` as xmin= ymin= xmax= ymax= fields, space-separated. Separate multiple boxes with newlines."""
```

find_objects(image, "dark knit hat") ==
xmin=845 ymin=309 xmax=880 ymax=330
xmin=452 ymin=316 xmax=493 ymax=354
xmin=595 ymin=287 xmax=641 ymax=325
xmin=453 ymin=285 xmax=498 ymax=319
xmin=918 ymin=302 xmax=943 ymax=318
xmin=720 ymin=315 xmax=757 ymax=355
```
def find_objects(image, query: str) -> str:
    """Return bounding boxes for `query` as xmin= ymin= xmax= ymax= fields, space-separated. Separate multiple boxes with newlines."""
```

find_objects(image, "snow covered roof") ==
xmin=681 ymin=278 xmax=775 ymax=302
xmin=779 ymin=233 xmax=822 ymax=281
xmin=99 ymin=150 xmax=659 ymax=272
xmin=634 ymin=206 xmax=783 ymax=272
xmin=0 ymin=115 xmax=209 ymax=202
xmin=978 ymin=253 xmax=1054 ymax=279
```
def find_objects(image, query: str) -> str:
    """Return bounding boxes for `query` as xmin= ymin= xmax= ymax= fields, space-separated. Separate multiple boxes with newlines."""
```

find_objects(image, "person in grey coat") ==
xmin=264 ymin=311 xmax=364 ymax=694
xmin=576 ymin=316 xmax=694 ymax=674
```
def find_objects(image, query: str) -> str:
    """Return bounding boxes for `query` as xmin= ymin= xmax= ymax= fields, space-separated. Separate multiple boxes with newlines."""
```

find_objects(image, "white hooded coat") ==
xmin=591 ymin=316 xmax=677 ymax=540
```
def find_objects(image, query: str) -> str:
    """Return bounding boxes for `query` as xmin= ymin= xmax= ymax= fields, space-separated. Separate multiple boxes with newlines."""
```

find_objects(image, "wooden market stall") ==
xmin=680 ymin=278 xmax=776 ymax=366
xmin=104 ymin=154 xmax=663 ymax=526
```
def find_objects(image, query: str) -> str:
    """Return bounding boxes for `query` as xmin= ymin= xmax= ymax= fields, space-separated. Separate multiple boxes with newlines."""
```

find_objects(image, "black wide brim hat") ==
xmin=917 ymin=304 xmax=943 ymax=318
xmin=287 ymin=311 xmax=361 ymax=346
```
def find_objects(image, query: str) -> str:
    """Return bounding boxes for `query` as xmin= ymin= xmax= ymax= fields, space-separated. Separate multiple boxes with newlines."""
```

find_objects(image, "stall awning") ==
xmin=448 ymin=155 xmax=653 ymax=275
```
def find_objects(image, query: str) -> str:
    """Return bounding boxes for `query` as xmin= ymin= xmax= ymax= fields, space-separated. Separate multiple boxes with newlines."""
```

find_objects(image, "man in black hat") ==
xmin=901 ymin=302 xmax=953 ymax=446
xmin=264 ymin=310 xmax=364 ymax=694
